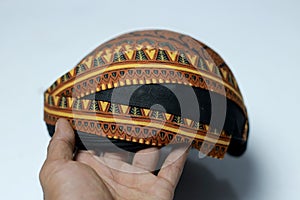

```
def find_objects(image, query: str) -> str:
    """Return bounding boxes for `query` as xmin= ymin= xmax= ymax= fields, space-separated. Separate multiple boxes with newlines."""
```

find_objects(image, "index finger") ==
xmin=158 ymin=145 xmax=190 ymax=187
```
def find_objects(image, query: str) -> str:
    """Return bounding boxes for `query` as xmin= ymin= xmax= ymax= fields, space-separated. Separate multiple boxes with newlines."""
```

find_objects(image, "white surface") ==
xmin=0 ymin=0 xmax=299 ymax=199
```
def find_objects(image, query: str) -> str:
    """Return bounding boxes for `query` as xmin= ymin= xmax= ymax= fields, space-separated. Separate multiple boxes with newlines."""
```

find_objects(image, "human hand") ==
xmin=39 ymin=119 xmax=189 ymax=200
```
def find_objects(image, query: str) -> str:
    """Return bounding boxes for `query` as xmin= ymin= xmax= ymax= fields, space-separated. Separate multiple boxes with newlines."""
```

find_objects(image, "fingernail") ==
xmin=198 ymin=151 xmax=206 ymax=159
xmin=55 ymin=120 xmax=59 ymax=132
xmin=87 ymin=150 xmax=96 ymax=155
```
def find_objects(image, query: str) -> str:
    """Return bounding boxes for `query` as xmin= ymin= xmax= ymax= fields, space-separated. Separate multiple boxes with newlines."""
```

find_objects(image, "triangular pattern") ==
xmin=156 ymin=49 xmax=170 ymax=61
xmin=176 ymin=135 xmax=182 ymax=142
xmin=167 ymin=50 xmax=178 ymax=61
xmin=135 ymin=50 xmax=148 ymax=60
xmin=125 ymin=50 xmax=135 ymax=60
xmin=89 ymin=100 xmax=100 ymax=111
xmin=50 ymin=81 xmax=58 ymax=91
xmin=61 ymin=73 xmax=70 ymax=83
xmin=103 ymin=51 xmax=113 ymax=63
xmin=165 ymin=113 xmax=171 ymax=120
xmin=185 ymin=118 xmax=192 ymax=126
xmin=108 ymin=103 xmax=121 ymax=113
xmin=228 ymin=73 xmax=234 ymax=86
xmin=82 ymin=99 xmax=90 ymax=110
xmin=82 ymin=56 xmax=93 ymax=69
xmin=172 ymin=116 xmax=184 ymax=124
xmin=205 ymin=60 xmax=215 ymax=72
xmin=213 ymin=66 xmax=222 ymax=77
xmin=75 ymin=64 xmax=86 ymax=75
xmin=44 ymin=93 xmax=49 ymax=103
xmin=144 ymin=49 xmax=157 ymax=59
xmin=150 ymin=110 xmax=165 ymax=120
xmin=113 ymin=52 xmax=127 ymax=62
xmin=167 ymin=133 xmax=174 ymax=141
xmin=93 ymin=57 xmax=105 ymax=67
xmin=99 ymin=101 xmax=109 ymax=111
xmin=67 ymin=97 xmax=74 ymax=108
xmin=178 ymin=53 xmax=190 ymax=65
xmin=120 ymin=105 xmax=129 ymax=114
xmin=143 ymin=108 xmax=150 ymax=116
xmin=73 ymin=99 xmax=83 ymax=110
xmin=58 ymin=96 xmax=67 ymax=108
xmin=47 ymin=96 xmax=54 ymax=106
xmin=69 ymin=69 xmax=75 ymax=77
xmin=187 ymin=54 xmax=197 ymax=66
xmin=198 ymin=57 xmax=209 ymax=71
xmin=129 ymin=106 xmax=142 ymax=116
xmin=220 ymin=68 xmax=228 ymax=79
xmin=53 ymin=96 xmax=60 ymax=106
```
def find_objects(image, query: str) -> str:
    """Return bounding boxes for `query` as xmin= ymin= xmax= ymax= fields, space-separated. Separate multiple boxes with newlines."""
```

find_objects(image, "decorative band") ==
xmin=44 ymin=100 xmax=231 ymax=145
xmin=46 ymin=63 xmax=246 ymax=115
xmin=44 ymin=111 xmax=229 ymax=159
xmin=47 ymin=47 xmax=242 ymax=98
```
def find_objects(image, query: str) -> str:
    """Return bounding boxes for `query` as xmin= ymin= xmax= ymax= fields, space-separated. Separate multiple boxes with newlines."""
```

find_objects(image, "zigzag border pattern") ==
xmin=44 ymin=112 xmax=229 ymax=159
xmin=48 ymin=48 xmax=241 ymax=102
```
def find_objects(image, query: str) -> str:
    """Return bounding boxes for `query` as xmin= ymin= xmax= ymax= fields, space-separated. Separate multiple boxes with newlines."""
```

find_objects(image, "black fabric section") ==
xmin=46 ymin=84 xmax=248 ymax=157
xmin=84 ymin=84 xmax=245 ymax=140
xmin=227 ymin=125 xmax=249 ymax=156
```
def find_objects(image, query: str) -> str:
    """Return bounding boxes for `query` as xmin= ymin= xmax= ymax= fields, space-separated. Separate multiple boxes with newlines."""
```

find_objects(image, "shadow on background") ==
xmin=174 ymin=150 xmax=256 ymax=200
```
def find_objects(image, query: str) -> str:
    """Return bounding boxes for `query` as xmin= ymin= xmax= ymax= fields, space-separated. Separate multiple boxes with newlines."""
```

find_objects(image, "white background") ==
xmin=0 ymin=0 xmax=299 ymax=199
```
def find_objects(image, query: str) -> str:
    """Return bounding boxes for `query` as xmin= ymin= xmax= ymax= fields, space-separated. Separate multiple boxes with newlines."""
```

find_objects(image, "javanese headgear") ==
xmin=44 ymin=30 xmax=249 ymax=159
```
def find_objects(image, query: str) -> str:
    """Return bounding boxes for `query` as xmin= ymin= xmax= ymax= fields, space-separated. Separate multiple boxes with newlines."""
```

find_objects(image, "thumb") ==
xmin=46 ymin=118 xmax=75 ymax=161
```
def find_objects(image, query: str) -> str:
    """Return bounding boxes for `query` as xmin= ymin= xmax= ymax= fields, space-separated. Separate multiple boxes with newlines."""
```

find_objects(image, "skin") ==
xmin=39 ymin=119 xmax=189 ymax=200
